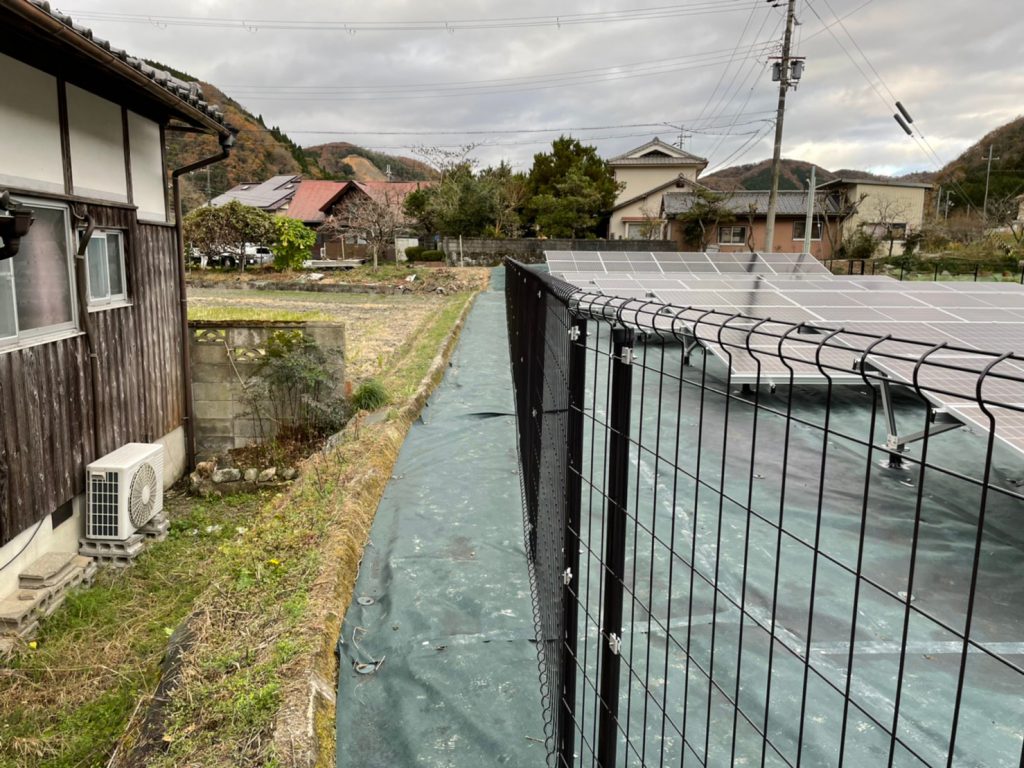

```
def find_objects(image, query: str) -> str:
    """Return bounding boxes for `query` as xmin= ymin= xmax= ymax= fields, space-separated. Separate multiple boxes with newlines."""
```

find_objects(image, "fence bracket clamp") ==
xmin=608 ymin=633 xmax=621 ymax=655
xmin=569 ymin=325 xmax=581 ymax=342
xmin=619 ymin=347 xmax=633 ymax=366
xmin=563 ymin=567 xmax=573 ymax=586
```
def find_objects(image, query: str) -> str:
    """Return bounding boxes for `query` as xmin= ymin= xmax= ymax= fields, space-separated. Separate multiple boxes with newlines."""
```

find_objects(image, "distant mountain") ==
xmin=935 ymin=115 xmax=1024 ymax=220
xmin=700 ymin=159 xmax=837 ymax=191
xmin=700 ymin=158 xmax=937 ymax=192
xmin=302 ymin=142 xmax=436 ymax=183
xmin=154 ymin=64 xmax=436 ymax=211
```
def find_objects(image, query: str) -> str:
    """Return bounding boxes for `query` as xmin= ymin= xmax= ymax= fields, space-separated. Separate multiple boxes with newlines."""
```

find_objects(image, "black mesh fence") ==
xmin=506 ymin=259 xmax=1024 ymax=768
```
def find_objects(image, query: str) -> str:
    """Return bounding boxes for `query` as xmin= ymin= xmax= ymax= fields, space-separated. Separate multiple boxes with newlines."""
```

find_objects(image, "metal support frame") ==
xmin=596 ymin=326 xmax=634 ymax=768
xmin=877 ymin=378 xmax=962 ymax=468
xmin=558 ymin=318 xmax=588 ymax=768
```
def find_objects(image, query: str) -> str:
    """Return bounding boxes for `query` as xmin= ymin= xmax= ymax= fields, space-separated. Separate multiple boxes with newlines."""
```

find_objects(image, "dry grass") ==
xmin=188 ymin=289 xmax=451 ymax=380
xmin=0 ymin=283 xmax=482 ymax=768
xmin=0 ymin=492 xmax=272 ymax=768
xmin=187 ymin=265 xmax=490 ymax=295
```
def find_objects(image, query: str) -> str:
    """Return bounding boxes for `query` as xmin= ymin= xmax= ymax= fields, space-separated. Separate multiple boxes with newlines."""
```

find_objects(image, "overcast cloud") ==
xmin=61 ymin=0 xmax=1024 ymax=176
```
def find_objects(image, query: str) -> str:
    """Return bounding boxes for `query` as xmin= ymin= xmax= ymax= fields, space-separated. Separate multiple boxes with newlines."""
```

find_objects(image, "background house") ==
xmin=314 ymin=181 xmax=429 ymax=260
xmin=662 ymin=189 xmax=844 ymax=258
xmin=817 ymin=177 xmax=932 ymax=252
xmin=209 ymin=174 xmax=300 ymax=212
xmin=0 ymin=0 xmax=232 ymax=596
xmin=608 ymin=138 xmax=708 ymax=239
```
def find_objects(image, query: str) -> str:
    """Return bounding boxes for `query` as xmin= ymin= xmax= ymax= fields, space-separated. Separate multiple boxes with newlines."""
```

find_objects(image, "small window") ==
xmin=718 ymin=225 xmax=747 ymax=245
xmin=85 ymin=230 xmax=127 ymax=307
xmin=793 ymin=220 xmax=823 ymax=240
xmin=0 ymin=199 xmax=77 ymax=349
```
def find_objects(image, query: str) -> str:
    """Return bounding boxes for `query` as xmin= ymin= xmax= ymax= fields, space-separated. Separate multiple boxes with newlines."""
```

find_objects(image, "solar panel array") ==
xmin=547 ymin=251 xmax=1024 ymax=456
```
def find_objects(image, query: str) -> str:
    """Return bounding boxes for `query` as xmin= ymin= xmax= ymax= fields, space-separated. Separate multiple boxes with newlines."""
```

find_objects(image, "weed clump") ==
xmin=351 ymin=379 xmax=389 ymax=412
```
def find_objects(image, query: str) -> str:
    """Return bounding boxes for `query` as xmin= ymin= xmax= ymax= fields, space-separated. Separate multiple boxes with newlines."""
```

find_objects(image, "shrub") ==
xmin=840 ymin=229 xmax=880 ymax=261
xmin=417 ymin=249 xmax=446 ymax=262
xmin=404 ymin=245 xmax=425 ymax=260
xmin=241 ymin=331 xmax=349 ymax=445
xmin=351 ymin=379 xmax=389 ymax=411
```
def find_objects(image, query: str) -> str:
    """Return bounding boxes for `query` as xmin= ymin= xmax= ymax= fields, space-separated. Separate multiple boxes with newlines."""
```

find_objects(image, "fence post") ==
xmin=934 ymin=263 xmax=940 ymax=281
xmin=974 ymin=264 xmax=979 ymax=282
xmin=596 ymin=326 xmax=634 ymax=768
xmin=558 ymin=317 xmax=588 ymax=768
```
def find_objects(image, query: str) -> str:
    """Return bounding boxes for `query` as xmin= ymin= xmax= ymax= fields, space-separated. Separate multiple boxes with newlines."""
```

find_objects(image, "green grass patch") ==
xmin=187 ymin=306 xmax=333 ymax=323
xmin=0 ymin=493 xmax=270 ymax=768
xmin=385 ymin=292 xmax=474 ymax=400
xmin=351 ymin=378 xmax=389 ymax=411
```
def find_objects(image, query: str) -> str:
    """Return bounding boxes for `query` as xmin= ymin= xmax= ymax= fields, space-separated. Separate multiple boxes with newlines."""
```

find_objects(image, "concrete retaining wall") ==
xmin=439 ymin=237 xmax=679 ymax=266
xmin=188 ymin=321 xmax=346 ymax=459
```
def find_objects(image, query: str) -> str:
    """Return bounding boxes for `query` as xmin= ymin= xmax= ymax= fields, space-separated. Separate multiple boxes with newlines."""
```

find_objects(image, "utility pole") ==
xmin=803 ymin=165 xmax=816 ymax=254
xmin=982 ymin=145 xmax=998 ymax=222
xmin=764 ymin=0 xmax=799 ymax=253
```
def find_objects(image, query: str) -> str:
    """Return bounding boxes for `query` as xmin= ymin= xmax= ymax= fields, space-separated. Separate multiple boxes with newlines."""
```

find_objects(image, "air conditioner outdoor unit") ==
xmin=85 ymin=443 xmax=164 ymax=541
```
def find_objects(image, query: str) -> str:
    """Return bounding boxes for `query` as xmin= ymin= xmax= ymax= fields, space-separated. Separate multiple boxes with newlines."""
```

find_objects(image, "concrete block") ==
xmin=196 ymin=420 xmax=235 ymax=439
xmin=190 ymin=344 xmax=230 ymax=365
xmin=194 ymin=399 xmax=238 ymax=421
xmin=192 ymin=382 xmax=233 ymax=403
xmin=191 ymin=362 xmax=233 ymax=384
xmin=18 ymin=552 xmax=77 ymax=588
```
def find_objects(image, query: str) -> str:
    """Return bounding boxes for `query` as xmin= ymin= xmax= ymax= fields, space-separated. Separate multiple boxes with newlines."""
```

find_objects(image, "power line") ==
xmin=221 ymin=42 xmax=777 ymax=94
xmin=213 ymin=48 xmax=779 ymax=101
xmin=62 ymin=1 xmax=767 ymax=33
xmin=255 ymin=113 xmax=777 ymax=137
xmin=804 ymin=0 xmax=975 ymax=208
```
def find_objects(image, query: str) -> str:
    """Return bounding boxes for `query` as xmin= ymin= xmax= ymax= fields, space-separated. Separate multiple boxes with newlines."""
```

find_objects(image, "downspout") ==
xmin=170 ymin=130 xmax=236 ymax=471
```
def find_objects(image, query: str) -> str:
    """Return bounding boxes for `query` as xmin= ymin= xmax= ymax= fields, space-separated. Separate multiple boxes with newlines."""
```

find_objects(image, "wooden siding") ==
xmin=0 ymin=204 xmax=184 ymax=545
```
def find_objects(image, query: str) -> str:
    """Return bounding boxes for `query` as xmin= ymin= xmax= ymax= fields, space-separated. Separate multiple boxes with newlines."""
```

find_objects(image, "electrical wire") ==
xmin=221 ymin=42 xmax=777 ymax=94
xmin=0 ymin=519 xmax=46 ymax=574
xmin=804 ymin=0 xmax=975 ymax=207
xmin=689 ymin=1 xmax=767 ymax=128
xmin=211 ymin=48 xmax=779 ymax=102
xmin=61 ymin=1 xmax=767 ymax=33
xmin=257 ymin=113 xmax=778 ymax=137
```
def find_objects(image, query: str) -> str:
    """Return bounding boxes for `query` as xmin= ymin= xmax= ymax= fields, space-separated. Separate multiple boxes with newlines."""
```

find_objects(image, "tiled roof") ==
xmin=351 ymin=181 xmax=432 ymax=205
xmin=285 ymin=180 xmax=349 ymax=223
xmin=663 ymin=190 xmax=843 ymax=217
xmin=20 ymin=1 xmax=229 ymax=130
xmin=211 ymin=175 xmax=302 ymax=210
xmin=609 ymin=137 xmax=707 ymax=167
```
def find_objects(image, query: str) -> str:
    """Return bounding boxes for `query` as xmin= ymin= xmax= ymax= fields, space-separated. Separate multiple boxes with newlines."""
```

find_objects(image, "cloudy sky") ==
xmin=61 ymin=0 xmax=1024 ymax=175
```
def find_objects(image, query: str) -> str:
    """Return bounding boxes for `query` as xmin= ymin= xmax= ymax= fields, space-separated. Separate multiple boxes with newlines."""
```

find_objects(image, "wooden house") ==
xmin=0 ymin=0 xmax=234 ymax=595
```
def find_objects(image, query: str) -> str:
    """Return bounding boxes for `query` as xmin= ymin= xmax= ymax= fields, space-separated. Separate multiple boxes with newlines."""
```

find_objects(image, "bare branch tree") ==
xmin=323 ymin=189 xmax=405 ymax=270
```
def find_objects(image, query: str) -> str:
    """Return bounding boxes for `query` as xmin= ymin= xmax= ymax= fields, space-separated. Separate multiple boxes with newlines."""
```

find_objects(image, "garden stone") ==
xmin=244 ymin=468 xmax=259 ymax=482
xmin=281 ymin=468 xmax=298 ymax=481
xmin=212 ymin=468 xmax=242 ymax=484
xmin=258 ymin=468 xmax=277 ymax=483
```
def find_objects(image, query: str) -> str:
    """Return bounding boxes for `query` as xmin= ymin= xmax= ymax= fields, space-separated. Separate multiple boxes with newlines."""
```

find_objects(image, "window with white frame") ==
xmin=792 ymin=219 xmax=823 ymax=240
xmin=85 ymin=230 xmax=127 ymax=307
xmin=718 ymin=225 xmax=747 ymax=245
xmin=625 ymin=221 xmax=663 ymax=239
xmin=0 ymin=199 xmax=77 ymax=348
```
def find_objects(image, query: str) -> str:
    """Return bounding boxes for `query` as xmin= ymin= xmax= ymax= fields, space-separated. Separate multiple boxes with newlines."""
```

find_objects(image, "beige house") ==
xmin=608 ymin=138 xmax=708 ymax=239
xmin=817 ymin=177 xmax=932 ymax=251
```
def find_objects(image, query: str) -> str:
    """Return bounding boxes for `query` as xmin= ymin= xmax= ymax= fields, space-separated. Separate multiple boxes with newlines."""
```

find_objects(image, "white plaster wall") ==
xmin=155 ymin=425 xmax=187 ymax=489
xmin=0 ymin=497 xmax=83 ymax=599
xmin=66 ymin=85 xmax=128 ymax=203
xmin=0 ymin=53 xmax=64 ymax=195
xmin=613 ymin=166 xmax=698 ymax=204
xmin=127 ymin=111 xmax=167 ymax=222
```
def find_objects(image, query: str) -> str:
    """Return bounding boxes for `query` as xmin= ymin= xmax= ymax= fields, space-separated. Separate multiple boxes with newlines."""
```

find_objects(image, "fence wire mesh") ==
xmin=506 ymin=259 xmax=1024 ymax=768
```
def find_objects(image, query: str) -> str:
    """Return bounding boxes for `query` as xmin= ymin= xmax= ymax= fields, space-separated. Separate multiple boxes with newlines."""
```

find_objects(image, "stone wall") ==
xmin=438 ymin=237 xmax=679 ymax=266
xmin=189 ymin=321 xmax=346 ymax=459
